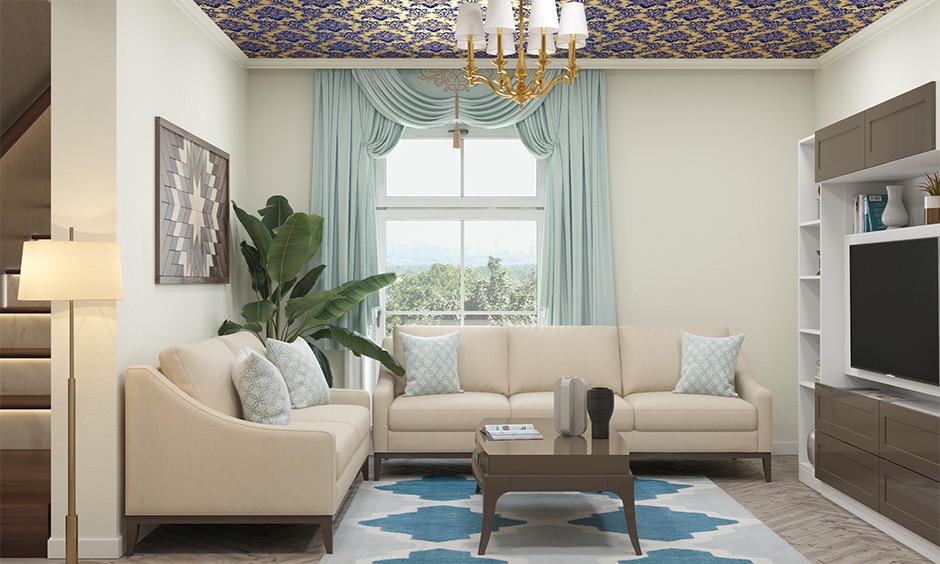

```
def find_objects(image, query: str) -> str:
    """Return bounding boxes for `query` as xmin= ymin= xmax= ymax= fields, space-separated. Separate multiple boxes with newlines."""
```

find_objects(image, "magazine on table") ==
xmin=481 ymin=423 xmax=543 ymax=441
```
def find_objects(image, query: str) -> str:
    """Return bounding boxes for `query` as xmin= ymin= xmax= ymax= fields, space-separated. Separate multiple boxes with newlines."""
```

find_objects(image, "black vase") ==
xmin=586 ymin=387 xmax=615 ymax=439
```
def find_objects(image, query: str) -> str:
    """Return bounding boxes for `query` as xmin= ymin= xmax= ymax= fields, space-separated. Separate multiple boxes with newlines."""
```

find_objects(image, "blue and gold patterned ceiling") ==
xmin=194 ymin=0 xmax=909 ymax=60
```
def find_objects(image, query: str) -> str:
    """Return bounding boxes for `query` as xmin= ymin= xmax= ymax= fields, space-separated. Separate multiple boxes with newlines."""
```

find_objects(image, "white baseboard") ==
xmin=772 ymin=441 xmax=798 ymax=455
xmin=47 ymin=536 xmax=125 ymax=559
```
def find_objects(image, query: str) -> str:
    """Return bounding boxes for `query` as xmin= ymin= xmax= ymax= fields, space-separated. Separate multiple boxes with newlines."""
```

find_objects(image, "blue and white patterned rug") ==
xmin=322 ymin=474 xmax=809 ymax=563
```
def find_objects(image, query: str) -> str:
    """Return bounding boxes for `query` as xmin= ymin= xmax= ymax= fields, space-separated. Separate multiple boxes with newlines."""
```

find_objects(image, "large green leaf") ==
xmin=242 ymin=299 xmax=277 ymax=324
xmin=233 ymin=201 xmax=273 ymax=260
xmin=259 ymin=195 xmax=293 ymax=233
xmin=239 ymin=241 xmax=269 ymax=298
xmin=312 ymin=326 xmax=405 ymax=377
xmin=266 ymin=213 xmax=322 ymax=283
xmin=305 ymin=340 xmax=334 ymax=388
xmin=291 ymin=264 xmax=326 ymax=299
xmin=285 ymin=288 xmax=338 ymax=325
xmin=293 ymin=273 xmax=396 ymax=330
xmin=218 ymin=319 xmax=243 ymax=336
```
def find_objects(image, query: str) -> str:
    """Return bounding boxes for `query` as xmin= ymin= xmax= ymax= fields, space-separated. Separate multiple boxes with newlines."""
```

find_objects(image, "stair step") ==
xmin=0 ymin=358 xmax=51 ymax=396
xmin=0 ymin=347 xmax=50 ymax=359
xmin=0 ymin=313 xmax=50 ymax=349
xmin=0 ymin=395 xmax=50 ymax=409
xmin=0 ymin=410 xmax=51 ymax=449
xmin=3 ymin=273 xmax=50 ymax=310
xmin=0 ymin=449 xmax=51 ymax=558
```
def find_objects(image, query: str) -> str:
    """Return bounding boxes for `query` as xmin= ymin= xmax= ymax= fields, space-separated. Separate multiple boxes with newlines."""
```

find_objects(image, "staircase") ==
xmin=0 ymin=263 xmax=52 ymax=557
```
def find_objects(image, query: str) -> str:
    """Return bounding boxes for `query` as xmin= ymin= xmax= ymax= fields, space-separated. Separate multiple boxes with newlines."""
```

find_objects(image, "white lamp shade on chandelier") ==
xmin=19 ymin=240 xmax=124 ymax=302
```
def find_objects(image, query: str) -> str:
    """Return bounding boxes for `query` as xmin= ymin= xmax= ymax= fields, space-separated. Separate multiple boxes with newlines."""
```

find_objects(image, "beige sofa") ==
xmin=373 ymin=325 xmax=772 ymax=481
xmin=124 ymin=332 xmax=370 ymax=555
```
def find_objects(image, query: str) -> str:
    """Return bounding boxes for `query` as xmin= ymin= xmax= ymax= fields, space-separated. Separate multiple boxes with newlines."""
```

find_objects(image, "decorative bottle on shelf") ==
xmin=881 ymin=185 xmax=908 ymax=229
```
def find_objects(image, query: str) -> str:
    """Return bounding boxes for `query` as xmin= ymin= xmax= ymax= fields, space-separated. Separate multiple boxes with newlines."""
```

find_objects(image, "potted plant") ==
xmin=920 ymin=172 xmax=940 ymax=225
xmin=219 ymin=195 xmax=404 ymax=385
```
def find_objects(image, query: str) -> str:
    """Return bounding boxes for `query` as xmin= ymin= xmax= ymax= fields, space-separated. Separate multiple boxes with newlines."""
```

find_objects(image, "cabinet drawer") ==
xmin=880 ymin=402 xmax=940 ymax=481
xmin=815 ymin=112 xmax=865 ymax=181
xmin=816 ymin=431 xmax=880 ymax=510
xmin=880 ymin=459 xmax=940 ymax=545
xmin=816 ymin=384 xmax=879 ymax=454
xmin=865 ymin=81 xmax=936 ymax=169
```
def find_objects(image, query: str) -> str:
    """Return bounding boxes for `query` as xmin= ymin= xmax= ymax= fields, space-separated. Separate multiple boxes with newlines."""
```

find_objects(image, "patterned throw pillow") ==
xmin=673 ymin=331 xmax=744 ymax=398
xmin=231 ymin=347 xmax=291 ymax=425
xmin=266 ymin=338 xmax=331 ymax=408
xmin=400 ymin=331 xmax=463 ymax=397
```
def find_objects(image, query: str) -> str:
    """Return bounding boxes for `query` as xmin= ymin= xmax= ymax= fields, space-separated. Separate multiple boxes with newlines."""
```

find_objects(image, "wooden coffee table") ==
xmin=471 ymin=418 xmax=642 ymax=556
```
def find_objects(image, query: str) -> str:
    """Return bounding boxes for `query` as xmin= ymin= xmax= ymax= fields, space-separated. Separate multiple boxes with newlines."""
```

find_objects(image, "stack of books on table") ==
xmin=481 ymin=423 xmax=543 ymax=441
xmin=853 ymin=194 xmax=889 ymax=233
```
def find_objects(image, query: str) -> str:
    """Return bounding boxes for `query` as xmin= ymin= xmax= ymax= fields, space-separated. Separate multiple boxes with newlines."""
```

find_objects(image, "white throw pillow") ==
xmin=265 ymin=337 xmax=331 ymax=408
xmin=231 ymin=347 xmax=291 ymax=425
xmin=400 ymin=331 xmax=463 ymax=397
xmin=673 ymin=331 xmax=744 ymax=398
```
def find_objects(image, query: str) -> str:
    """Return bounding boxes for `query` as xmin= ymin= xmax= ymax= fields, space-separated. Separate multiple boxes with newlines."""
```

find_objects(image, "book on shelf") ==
xmin=854 ymin=194 xmax=889 ymax=233
xmin=481 ymin=423 xmax=543 ymax=441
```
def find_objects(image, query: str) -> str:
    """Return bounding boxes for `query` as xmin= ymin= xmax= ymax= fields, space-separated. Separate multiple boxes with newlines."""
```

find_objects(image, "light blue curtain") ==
xmin=312 ymin=68 xmax=616 ymax=332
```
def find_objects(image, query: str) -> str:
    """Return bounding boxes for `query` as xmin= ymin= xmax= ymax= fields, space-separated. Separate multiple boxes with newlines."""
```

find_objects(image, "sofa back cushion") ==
xmin=158 ymin=332 xmax=264 ymax=418
xmin=507 ymin=326 xmax=622 ymax=395
xmin=393 ymin=326 xmax=509 ymax=395
xmin=619 ymin=325 xmax=731 ymax=395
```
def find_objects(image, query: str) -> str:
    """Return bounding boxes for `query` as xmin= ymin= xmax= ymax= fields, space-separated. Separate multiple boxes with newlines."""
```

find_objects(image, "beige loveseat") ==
xmin=124 ymin=332 xmax=369 ymax=555
xmin=373 ymin=325 xmax=772 ymax=481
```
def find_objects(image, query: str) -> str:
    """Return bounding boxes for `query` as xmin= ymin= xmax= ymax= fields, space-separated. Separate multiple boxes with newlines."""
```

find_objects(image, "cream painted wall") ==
xmin=51 ymin=0 xmax=248 ymax=558
xmin=814 ymin=0 xmax=940 ymax=130
xmin=606 ymin=69 xmax=815 ymax=449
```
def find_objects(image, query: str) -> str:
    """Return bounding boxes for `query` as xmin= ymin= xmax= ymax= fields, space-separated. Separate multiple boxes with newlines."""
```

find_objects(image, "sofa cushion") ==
xmin=290 ymin=404 xmax=372 ymax=445
xmin=400 ymin=331 xmax=463 ymax=396
xmin=626 ymin=391 xmax=757 ymax=432
xmin=287 ymin=420 xmax=360 ymax=477
xmin=394 ymin=326 xmax=509 ymax=395
xmin=507 ymin=326 xmax=622 ymax=395
xmin=231 ymin=348 xmax=291 ymax=426
xmin=619 ymin=326 xmax=732 ymax=395
xmin=159 ymin=332 xmax=263 ymax=418
xmin=509 ymin=391 xmax=635 ymax=431
xmin=266 ymin=338 xmax=331 ymax=408
xmin=674 ymin=332 xmax=744 ymax=398
xmin=388 ymin=392 xmax=510 ymax=432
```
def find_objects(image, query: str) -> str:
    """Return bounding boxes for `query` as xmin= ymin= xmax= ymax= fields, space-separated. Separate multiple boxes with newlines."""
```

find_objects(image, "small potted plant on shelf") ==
xmin=920 ymin=172 xmax=940 ymax=225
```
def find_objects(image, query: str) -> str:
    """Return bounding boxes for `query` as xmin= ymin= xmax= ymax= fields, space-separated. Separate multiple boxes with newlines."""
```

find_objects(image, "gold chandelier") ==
xmin=455 ymin=0 xmax=589 ymax=109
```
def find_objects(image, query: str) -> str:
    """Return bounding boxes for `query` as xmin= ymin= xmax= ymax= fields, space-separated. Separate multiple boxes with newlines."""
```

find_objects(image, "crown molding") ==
xmin=817 ymin=0 xmax=935 ymax=69
xmin=172 ymin=0 xmax=248 ymax=68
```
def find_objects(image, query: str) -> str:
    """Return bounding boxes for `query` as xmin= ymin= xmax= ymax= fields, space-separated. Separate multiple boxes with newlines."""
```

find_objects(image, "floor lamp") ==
xmin=18 ymin=227 xmax=124 ymax=564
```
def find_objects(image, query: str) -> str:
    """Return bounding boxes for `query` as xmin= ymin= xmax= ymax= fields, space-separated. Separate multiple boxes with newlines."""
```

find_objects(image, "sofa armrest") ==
xmin=733 ymin=355 xmax=773 ymax=453
xmin=330 ymin=388 xmax=370 ymax=410
xmin=125 ymin=365 xmax=338 ymax=516
xmin=372 ymin=367 xmax=398 ymax=452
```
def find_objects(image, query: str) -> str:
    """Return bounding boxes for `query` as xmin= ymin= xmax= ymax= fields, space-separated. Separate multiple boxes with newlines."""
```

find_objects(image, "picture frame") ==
xmin=155 ymin=117 xmax=230 ymax=284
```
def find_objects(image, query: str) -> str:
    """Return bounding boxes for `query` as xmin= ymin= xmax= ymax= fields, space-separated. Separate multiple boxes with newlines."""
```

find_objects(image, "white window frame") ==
xmin=376 ymin=126 xmax=544 ymax=329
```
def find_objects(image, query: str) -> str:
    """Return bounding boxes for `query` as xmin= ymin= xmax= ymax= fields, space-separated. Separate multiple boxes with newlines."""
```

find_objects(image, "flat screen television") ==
xmin=848 ymin=235 xmax=940 ymax=387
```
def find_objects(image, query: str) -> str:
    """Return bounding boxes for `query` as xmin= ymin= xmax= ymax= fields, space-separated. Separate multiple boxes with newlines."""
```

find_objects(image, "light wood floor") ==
xmin=4 ymin=455 xmax=932 ymax=563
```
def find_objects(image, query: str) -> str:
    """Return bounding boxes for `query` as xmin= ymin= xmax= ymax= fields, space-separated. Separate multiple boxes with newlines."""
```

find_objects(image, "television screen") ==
xmin=849 ymin=236 xmax=940 ymax=387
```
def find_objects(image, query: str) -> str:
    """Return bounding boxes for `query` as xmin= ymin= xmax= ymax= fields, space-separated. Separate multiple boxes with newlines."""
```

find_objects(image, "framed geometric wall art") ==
xmin=155 ymin=117 xmax=230 ymax=284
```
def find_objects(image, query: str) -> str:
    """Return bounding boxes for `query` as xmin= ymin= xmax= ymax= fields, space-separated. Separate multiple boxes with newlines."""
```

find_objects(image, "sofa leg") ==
xmin=125 ymin=519 xmax=139 ymax=556
xmin=360 ymin=458 xmax=369 ymax=481
xmin=762 ymin=453 xmax=772 ymax=482
xmin=320 ymin=516 xmax=333 ymax=554
xmin=373 ymin=454 xmax=382 ymax=481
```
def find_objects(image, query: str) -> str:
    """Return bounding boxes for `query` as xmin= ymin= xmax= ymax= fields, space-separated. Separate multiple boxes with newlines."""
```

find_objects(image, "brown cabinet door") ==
xmin=865 ymin=81 xmax=936 ymax=169
xmin=880 ymin=459 xmax=940 ymax=545
xmin=880 ymin=401 xmax=940 ymax=481
xmin=815 ymin=383 xmax=879 ymax=454
xmin=815 ymin=112 xmax=865 ymax=181
xmin=817 ymin=431 xmax=880 ymax=510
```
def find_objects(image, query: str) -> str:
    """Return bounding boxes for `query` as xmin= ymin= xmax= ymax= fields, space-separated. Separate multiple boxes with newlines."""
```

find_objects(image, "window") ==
xmin=377 ymin=127 xmax=542 ymax=334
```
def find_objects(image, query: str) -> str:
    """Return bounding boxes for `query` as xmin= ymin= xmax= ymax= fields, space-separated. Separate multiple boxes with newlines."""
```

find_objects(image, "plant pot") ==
xmin=925 ymin=195 xmax=940 ymax=226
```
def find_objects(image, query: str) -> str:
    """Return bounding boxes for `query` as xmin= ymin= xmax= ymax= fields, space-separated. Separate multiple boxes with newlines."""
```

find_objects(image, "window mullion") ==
xmin=459 ymin=220 xmax=466 ymax=326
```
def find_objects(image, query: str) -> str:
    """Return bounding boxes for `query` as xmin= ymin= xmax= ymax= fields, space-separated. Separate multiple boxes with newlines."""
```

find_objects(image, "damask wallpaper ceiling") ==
xmin=193 ymin=0 xmax=908 ymax=60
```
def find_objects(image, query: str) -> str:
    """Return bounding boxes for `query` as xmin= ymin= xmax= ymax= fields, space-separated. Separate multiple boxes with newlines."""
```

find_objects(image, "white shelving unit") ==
xmin=796 ymin=136 xmax=940 ymax=558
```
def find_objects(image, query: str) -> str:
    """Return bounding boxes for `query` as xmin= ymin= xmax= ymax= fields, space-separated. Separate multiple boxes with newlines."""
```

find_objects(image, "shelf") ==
xmin=798 ymin=328 xmax=821 ymax=336
xmin=799 ymin=219 xmax=821 ymax=229
xmin=846 ymin=222 xmax=940 ymax=244
xmin=799 ymin=275 xmax=821 ymax=281
xmin=799 ymin=381 xmax=817 ymax=390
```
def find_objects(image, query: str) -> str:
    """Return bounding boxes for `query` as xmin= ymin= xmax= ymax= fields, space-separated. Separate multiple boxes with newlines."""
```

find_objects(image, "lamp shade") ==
xmin=455 ymin=1 xmax=485 ymax=42
xmin=484 ymin=0 xmax=515 ymax=33
xmin=527 ymin=0 xmax=559 ymax=34
xmin=558 ymin=1 xmax=589 ymax=41
xmin=19 ymin=240 xmax=124 ymax=301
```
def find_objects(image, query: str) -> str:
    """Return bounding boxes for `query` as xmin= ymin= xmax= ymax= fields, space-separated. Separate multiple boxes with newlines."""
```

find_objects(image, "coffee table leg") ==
xmin=610 ymin=476 xmax=642 ymax=556
xmin=478 ymin=479 xmax=507 ymax=555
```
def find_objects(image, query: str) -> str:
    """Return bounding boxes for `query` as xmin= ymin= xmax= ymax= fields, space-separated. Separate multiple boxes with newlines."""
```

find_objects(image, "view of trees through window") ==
xmin=378 ymin=130 xmax=541 ymax=335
